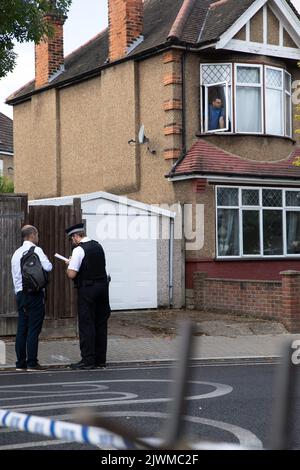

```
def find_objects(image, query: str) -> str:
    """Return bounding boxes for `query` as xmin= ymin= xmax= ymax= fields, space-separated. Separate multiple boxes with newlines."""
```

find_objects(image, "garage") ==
xmin=30 ymin=192 xmax=183 ymax=311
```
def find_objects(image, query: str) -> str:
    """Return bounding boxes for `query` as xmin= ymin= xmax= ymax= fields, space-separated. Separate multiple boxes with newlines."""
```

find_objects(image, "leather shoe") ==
xmin=70 ymin=360 xmax=95 ymax=370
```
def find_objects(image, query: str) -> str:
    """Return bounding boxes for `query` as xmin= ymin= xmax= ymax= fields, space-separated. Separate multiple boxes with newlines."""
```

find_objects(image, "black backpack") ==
xmin=20 ymin=246 xmax=49 ymax=293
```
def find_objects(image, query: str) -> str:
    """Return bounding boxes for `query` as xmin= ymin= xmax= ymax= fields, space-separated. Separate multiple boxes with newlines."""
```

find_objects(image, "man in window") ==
xmin=208 ymin=97 xmax=225 ymax=131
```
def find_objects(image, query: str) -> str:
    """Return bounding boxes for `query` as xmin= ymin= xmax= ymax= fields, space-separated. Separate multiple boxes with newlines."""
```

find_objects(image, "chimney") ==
xmin=108 ymin=0 xmax=144 ymax=62
xmin=35 ymin=13 xmax=65 ymax=88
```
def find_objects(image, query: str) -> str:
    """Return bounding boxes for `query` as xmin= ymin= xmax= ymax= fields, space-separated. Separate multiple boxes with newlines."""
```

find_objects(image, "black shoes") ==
xmin=27 ymin=364 xmax=46 ymax=372
xmin=70 ymin=360 xmax=107 ymax=370
xmin=70 ymin=360 xmax=95 ymax=370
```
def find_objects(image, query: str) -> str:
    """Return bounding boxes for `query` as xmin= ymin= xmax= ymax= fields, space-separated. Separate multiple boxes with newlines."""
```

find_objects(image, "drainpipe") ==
xmin=169 ymin=217 xmax=175 ymax=307
xmin=181 ymin=50 xmax=187 ymax=156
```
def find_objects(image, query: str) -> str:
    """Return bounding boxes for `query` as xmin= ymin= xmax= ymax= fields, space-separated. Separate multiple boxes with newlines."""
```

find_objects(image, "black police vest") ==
xmin=75 ymin=240 xmax=107 ymax=287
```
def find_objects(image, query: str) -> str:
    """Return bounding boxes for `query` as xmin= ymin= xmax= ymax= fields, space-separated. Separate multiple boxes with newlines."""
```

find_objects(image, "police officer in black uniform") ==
xmin=65 ymin=223 xmax=111 ymax=370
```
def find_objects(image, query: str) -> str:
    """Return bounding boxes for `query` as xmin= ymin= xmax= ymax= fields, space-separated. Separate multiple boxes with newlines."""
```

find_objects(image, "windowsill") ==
xmin=196 ymin=132 xmax=296 ymax=144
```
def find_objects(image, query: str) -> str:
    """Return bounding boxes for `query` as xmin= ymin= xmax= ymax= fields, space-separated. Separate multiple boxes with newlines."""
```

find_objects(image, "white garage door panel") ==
xmin=85 ymin=214 xmax=158 ymax=310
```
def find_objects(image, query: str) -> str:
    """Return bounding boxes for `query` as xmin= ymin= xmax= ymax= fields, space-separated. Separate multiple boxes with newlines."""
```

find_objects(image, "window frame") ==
xmin=215 ymin=186 xmax=300 ymax=259
xmin=284 ymin=70 xmax=292 ymax=138
xmin=200 ymin=63 xmax=233 ymax=135
xmin=265 ymin=65 xmax=285 ymax=137
xmin=234 ymin=63 xmax=264 ymax=135
xmin=204 ymin=81 xmax=230 ymax=133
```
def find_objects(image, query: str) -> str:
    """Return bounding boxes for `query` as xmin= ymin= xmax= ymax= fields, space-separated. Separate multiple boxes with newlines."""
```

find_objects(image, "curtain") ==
xmin=236 ymin=87 xmax=262 ymax=133
xmin=287 ymin=212 xmax=300 ymax=254
xmin=218 ymin=209 xmax=239 ymax=256
xmin=266 ymin=88 xmax=283 ymax=135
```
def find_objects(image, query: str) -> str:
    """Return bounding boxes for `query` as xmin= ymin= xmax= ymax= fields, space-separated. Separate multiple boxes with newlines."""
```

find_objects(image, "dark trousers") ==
xmin=77 ymin=281 xmax=111 ymax=365
xmin=15 ymin=290 xmax=45 ymax=368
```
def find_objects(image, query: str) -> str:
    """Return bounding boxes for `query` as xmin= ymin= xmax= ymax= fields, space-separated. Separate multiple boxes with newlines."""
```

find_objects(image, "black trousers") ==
xmin=15 ymin=290 xmax=45 ymax=368
xmin=77 ymin=281 xmax=111 ymax=365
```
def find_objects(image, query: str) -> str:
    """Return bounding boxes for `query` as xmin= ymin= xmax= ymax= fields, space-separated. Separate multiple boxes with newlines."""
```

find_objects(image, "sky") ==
xmin=1 ymin=0 xmax=300 ymax=118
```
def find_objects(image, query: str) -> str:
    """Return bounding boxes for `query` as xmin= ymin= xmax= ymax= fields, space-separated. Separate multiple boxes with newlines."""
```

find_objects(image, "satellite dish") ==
xmin=138 ymin=124 xmax=149 ymax=144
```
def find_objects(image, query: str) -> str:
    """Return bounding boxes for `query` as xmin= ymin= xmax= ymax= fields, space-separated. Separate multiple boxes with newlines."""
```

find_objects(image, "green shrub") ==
xmin=0 ymin=176 xmax=14 ymax=193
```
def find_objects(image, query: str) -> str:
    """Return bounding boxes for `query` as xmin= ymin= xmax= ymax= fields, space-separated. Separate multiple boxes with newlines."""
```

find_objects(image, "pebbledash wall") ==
xmin=187 ymin=271 xmax=300 ymax=333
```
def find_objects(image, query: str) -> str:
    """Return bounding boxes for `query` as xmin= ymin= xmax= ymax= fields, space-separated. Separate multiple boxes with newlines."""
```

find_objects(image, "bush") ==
xmin=0 ymin=176 xmax=14 ymax=193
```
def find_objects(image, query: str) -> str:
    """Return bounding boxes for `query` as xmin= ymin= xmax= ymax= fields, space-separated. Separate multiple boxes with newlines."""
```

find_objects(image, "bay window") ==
xmin=200 ymin=63 xmax=292 ymax=137
xmin=216 ymin=187 xmax=300 ymax=258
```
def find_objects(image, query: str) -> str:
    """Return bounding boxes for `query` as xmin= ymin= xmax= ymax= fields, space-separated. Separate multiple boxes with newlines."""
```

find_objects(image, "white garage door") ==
xmin=85 ymin=214 xmax=158 ymax=310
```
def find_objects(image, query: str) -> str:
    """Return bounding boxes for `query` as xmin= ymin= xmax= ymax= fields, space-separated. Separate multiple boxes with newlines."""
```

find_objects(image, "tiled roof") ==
xmin=0 ymin=112 xmax=13 ymax=154
xmin=7 ymin=0 xmax=183 ymax=103
xmin=7 ymin=0 xmax=299 ymax=104
xmin=169 ymin=139 xmax=300 ymax=180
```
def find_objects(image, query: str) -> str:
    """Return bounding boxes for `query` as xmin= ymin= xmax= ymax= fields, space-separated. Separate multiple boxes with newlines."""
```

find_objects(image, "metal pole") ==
xmin=162 ymin=320 xmax=196 ymax=448
xmin=269 ymin=339 xmax=299 ymax=449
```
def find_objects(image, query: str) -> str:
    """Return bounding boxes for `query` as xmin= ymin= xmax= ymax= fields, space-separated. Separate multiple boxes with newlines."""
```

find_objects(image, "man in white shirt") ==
xmin=11 ymin=225 xmax=52 ymax=371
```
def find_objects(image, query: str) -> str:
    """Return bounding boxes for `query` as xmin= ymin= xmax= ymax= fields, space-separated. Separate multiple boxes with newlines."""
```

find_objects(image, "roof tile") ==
xmin=0 ymin=112 xmax=13 ymax=154
xmin=170 ymin=139 xmax=300 ymax=179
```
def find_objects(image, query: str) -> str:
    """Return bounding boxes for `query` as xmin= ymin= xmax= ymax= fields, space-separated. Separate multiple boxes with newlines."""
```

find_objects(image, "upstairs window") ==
xmin=200 ymin=63 xmax=292 ymax=138
xmin=235 ymin=65 xmax=263 ymax=134
xmin=200 ymin=64 xmax=232 ymax=133
xmin=265 ymin=67 xmax=283 ymax=135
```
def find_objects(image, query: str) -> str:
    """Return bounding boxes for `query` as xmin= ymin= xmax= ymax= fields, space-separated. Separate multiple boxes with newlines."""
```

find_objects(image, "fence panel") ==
xmin=0 ymin=194 xmax=28 ymax=335
xmin=28 ymin=199 xmax=82 ymax=337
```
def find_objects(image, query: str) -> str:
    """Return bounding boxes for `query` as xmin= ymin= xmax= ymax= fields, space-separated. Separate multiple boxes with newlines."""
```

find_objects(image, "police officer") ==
xmin=65 ymin=223 xmax=111 ymax=370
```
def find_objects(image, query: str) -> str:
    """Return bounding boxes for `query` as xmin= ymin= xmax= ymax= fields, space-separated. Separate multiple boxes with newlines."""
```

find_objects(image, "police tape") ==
xmin=0 ymin=409 xmax=137 ymax=449
xmin=0 ymin=409 xmax=258 ymax=450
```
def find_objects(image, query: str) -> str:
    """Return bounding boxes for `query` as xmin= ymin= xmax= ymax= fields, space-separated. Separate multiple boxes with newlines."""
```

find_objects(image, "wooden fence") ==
xmin=0 ymin=194 xmax=28 ymax=335
xmin=0 ymin=196 xmax=82 ymax=337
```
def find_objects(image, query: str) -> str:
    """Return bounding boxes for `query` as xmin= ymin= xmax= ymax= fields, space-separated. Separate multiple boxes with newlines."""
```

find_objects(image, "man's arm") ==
xmin=66 ymin=247 xmax=85 ymax=280
xmin=36 ymin=247 xmax=53 ymax=272
xmin=11 ymin=253 xmax=19 ymax=292
xmin=219 ymin=107 xmax=226 ymax=129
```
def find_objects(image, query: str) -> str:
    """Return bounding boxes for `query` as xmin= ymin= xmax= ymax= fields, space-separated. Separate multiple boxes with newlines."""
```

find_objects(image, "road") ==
xmin=0 ymin=360 xmax=299 ymax=450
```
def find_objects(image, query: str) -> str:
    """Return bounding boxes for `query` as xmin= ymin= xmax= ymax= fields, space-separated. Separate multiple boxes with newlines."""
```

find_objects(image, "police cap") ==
xmin=65 ymin=223 xmax=85 ymax=236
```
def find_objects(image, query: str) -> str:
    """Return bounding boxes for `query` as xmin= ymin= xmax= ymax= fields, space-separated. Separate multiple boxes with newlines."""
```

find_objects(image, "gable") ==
xmin=216 ymin=0 xmax=300 ymax=60
xmin=232 ymin=4 xmax=298 ymax=47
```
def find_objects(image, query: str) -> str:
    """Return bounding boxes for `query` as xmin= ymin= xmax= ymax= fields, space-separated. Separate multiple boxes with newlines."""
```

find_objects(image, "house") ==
xmin=6 ymin=0 xmax=300 ymax=326
xmin=0 ymin=112 xmax=13 ymax=179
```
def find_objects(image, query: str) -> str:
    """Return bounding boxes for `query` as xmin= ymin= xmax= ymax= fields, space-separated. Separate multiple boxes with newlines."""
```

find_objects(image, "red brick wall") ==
xmin=192 ymin=271 xmax=300 ymax=332
xmin=35 ymin=15 xmax=65 ymax=88
xmin=108 ymin=0 xmax=143 ymax=62
xmin=186 ymin=259 xmax=300 ymax=288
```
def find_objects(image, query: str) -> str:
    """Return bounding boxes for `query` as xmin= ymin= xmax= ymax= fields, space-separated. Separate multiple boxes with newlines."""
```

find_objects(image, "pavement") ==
xmin=1 ymin=310 xmax=300 ymax=370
